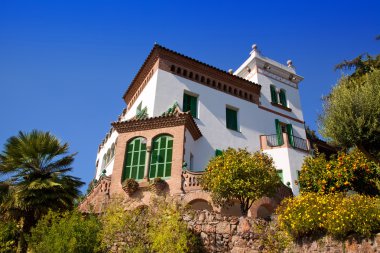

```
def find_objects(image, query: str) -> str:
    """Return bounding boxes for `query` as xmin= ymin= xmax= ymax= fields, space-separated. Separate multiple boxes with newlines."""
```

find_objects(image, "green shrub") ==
xmin=148 ymin=198 xmax=201 ymax=253
xmin=277 ymin=193 xmax=380 ymax=239
xmin=0 ymin=220 xmax=17 ymax=253
xmin=27 ymin=210 xmax=101 ymax=253
xmin=98 ymin=197 xmax=202 ymax=253
xmin=98 ymin=199 xmax=148 ymax=253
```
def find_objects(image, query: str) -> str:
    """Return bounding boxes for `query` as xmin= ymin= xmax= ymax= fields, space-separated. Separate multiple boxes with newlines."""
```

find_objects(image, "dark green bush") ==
xmin=0 ymin=219 xmax=17 ymax=253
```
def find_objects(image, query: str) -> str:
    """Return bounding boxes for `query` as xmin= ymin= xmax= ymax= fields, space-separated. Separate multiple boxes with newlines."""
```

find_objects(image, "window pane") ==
xmin=149 ymin=164 xmax=157 ymax=178
xmin=165 ymin=163 xmax=172 ymax=177
xmin=138 ymin=165 xmax=144 ymax=180
xmin=157 ymin=164 xmax=164 ymax=177
xmin=167 ymin=139 xmax=173 ymax=148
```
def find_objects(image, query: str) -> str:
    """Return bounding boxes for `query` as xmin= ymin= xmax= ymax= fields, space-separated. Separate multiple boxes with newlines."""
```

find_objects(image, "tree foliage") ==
xmin=201 ymin=148 xmax=281 ymax=216
xmin=27 ymin=210 xmax=101 ymax=253
xmin=319 ymin=70 xmax=380 ymax=164
xmin=0 ymin=130 xmax=84 ymax=252
xmin=299 ymin=149 xmax=380 ymax=195
xmin=335 ymin=53 xmax=380 ymax=79
xmin=0 ymin=219 xmax=17 ymax=253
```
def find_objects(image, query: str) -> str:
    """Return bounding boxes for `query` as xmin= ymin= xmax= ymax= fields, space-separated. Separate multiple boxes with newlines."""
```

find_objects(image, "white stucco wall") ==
xmin=255 ymin=74 xmax=304 ymax=122
xmin=122 ymin=70 xmax=159 ymax=121
xmin=153 ymin=69 xmax=307 ymax=173
xmin=184 ymin=129 xmax=196 ymax=170
xmin=94 ymin=70 xmax=159 ymax=179
xmin=95 ymin=130 xmax=118 ymax=179
xmin=263 ymin=147 xmax=307 ymax=195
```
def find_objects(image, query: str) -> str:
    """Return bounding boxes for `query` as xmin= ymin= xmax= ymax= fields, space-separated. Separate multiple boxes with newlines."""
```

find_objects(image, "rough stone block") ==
xmin=216 ymin=221 xmax=230 ymax=234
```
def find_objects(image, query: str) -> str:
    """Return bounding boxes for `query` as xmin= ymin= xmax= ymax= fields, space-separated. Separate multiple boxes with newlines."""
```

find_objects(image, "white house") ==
xmin=81 ymin=43 xmax=309 ymax=214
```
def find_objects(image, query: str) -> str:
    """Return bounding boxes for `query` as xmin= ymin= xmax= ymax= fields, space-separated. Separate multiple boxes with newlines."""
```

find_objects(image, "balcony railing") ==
xmin=265 ymin=134 xmax=282 ymax=147
xmin=291 ymin=135 xmax=308 ymax=151
xmin=260 ymin=132 xmax=309 ymax=152
xmin=182 ymin=170 xmax=204 ymax=192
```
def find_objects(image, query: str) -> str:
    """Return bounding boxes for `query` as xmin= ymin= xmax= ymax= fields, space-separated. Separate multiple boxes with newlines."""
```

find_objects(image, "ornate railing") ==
xmin=265 ymin=134 xmax=282 ymax=147
xmin=261 ymin=133 xmax=309 ymax=152
xmin=290 ymin=135 xmax=308 ymax=151
xmin=182 ymin=170 xmax=204 ymax=192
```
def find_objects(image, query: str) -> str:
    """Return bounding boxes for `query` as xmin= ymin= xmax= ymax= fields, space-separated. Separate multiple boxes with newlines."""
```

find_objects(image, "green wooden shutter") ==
xmin=183 ymin=93 xmax=189 ymax=113
xmin=190 ymin=96 xmax=197 ymax=118
xmin=226 ymin=108 xmax=238 ymax=131
xmin=277 ymin=170 xmax=283 ymax=183
xmin=286 ymin=124 xmax=294 ymax=147
xmin=279 ymin=89 xmax=287 ymax=107
xmin=270 ymin=85 xmax=278 ymax=103
xmin=122 ymin=137 xmax=146 ymax=182
xmin=183 ymin=93 xmax=197 ymax=118
xmin=275 ymin=119 xmax=284 ymax=145
xmin=215 ymin=149 xmax=223 ymax=156
xmin=149 ymin=135 xmax=173 ymax=179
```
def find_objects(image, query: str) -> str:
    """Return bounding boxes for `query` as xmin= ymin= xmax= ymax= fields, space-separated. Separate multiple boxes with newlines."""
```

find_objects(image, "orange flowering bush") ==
xmin=201 ymin=148 xmax=281 ymax=216
xmin=299 ymin=149 xmax=380 ymax=195
xmin=277 ymin=193 xmax=380 ymax=239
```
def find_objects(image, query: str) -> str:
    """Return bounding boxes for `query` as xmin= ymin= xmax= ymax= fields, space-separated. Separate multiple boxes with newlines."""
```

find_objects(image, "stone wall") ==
xmin=184 ymin=210 xmax=380 ymax=253
xmin=109 ymin=209 xmax=380 ymax=252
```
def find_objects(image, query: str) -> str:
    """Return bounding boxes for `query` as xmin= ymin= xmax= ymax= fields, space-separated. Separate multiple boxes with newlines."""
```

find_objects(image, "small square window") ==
xmin=226 ymin=107 xmax=238 ymax=131
xmin=183 ymin=92 xmax=198 ymax=118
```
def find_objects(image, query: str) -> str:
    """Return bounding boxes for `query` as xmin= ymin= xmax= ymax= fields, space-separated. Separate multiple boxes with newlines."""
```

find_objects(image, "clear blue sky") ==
xmin=1 ymin=0 xmax=379 ymax=192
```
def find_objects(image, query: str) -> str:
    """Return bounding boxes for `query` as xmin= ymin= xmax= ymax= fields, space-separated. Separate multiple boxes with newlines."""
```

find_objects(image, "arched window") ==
xmin=122 ymin=137 xmax=147 ymax=181
xmin=102 ymin=154 xmax=106 ymax=169
xmin=106 ymin=149 xmax=111 ymax=164
xmin=149 ymin=135 xmax=173 ymax=179
xmin=110 ymin=143 xmax=115 ymax=158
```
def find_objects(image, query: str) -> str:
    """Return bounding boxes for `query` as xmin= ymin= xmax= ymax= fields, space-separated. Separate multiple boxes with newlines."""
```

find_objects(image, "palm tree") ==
xmin=0 ymin=130 xmax=84 ymax=252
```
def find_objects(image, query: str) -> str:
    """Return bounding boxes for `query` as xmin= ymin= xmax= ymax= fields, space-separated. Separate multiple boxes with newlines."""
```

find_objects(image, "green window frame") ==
xmin=270 ymin=85 xmax=278 ymax=103
xmin=122 ymin=137 xmax=146 ymax=182
xmin=149 ymin=135 xmax=173 ymax=179
xmin=183 ymin=93 xmax=198 ymax=118
xmin=279 ymin=89 xmax=287 ymax=107
xmin=226 ymin=107 xmax=238 ymax=131
xmin=277 ymin=170 xmax=283 ymax=183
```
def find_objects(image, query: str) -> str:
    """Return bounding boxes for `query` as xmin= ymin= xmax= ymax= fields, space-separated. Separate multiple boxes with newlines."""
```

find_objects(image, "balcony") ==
xmin=182 ymin=170 xmax=203 ymax=192
xmin=260 ymin=132 xmax=310 ymax=152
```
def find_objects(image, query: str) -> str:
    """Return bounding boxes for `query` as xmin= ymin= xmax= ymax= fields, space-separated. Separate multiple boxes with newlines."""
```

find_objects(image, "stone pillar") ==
xmin=144 ymin=145 xmax=152 ymax=181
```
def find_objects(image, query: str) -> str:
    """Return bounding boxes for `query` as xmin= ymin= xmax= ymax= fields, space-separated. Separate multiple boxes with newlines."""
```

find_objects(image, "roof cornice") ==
xmin=122 ymin=44 xmax=262 ymax=106
xmin=112 ymin=111 xmax=202 ymax=141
